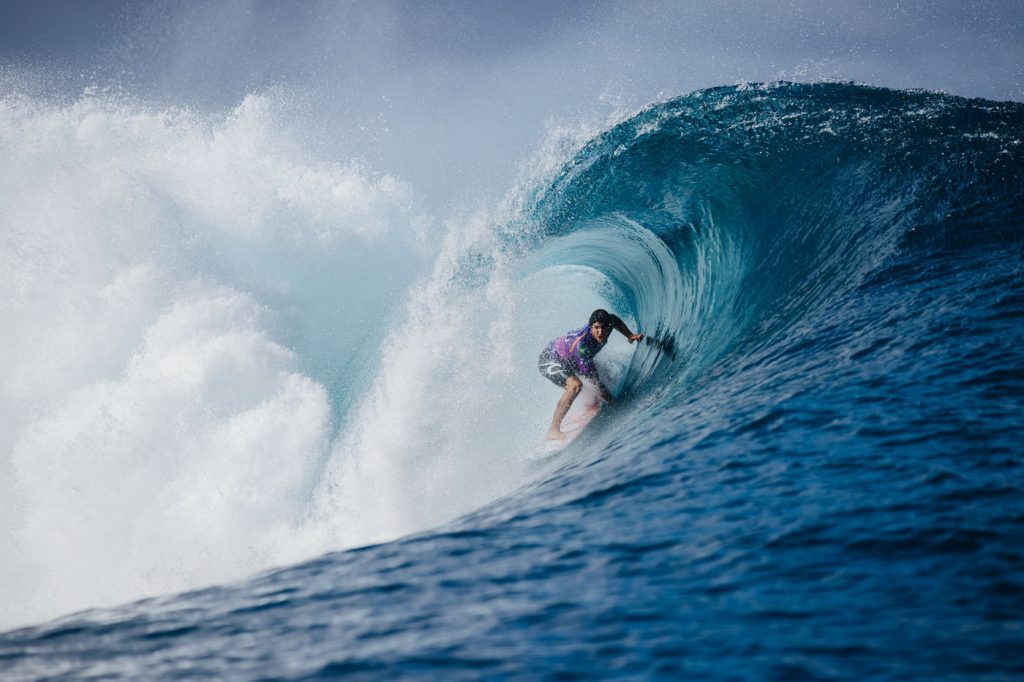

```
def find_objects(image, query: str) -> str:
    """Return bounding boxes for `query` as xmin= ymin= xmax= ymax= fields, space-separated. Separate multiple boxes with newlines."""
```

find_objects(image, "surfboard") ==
xmin=537 ymin=401 xmax=602 ymax=455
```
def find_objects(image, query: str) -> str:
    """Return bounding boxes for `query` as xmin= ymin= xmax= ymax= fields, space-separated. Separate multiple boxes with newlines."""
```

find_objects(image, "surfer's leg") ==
xmin=538 ymin=351 xmax=570 ymax=387
xmin=547 ymin=376 xmax=582 ymax=440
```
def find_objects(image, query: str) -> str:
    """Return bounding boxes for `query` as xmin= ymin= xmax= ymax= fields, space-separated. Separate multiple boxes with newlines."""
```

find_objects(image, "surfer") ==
xmin=538 ymin=309 xmax=643 ymax=440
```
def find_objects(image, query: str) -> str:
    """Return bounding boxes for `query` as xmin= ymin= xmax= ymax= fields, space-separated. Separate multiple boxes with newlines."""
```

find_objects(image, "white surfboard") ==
xmin=536 ymin=401 xmax=602 ymax=455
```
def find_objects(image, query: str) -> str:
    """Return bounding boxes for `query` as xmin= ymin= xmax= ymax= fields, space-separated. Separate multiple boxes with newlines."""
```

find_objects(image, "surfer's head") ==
xmin=589 ymin=309 xmax=614 ymax=343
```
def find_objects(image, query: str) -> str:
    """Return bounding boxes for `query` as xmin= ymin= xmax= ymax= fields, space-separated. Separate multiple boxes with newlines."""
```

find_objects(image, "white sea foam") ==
xmin=0 ymin=88 xmax=433 ymax=628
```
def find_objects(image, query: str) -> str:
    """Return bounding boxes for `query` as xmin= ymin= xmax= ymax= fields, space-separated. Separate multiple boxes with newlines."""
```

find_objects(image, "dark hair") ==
xmin=589 ymin=309 xmax=613 ymax=326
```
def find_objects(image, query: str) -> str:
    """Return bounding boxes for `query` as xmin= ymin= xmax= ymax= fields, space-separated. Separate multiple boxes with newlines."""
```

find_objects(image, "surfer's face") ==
xmin=591 ymin=321 xmax=611 ymax=343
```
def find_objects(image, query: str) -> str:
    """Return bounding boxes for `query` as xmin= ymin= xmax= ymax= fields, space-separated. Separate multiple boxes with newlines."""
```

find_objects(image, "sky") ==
xmin=2 ymin=0 xmax=1023 ymax=206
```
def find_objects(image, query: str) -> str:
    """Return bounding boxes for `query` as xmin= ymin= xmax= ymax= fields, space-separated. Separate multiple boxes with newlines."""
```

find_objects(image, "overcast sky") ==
xmin=3 ymin=0 xmax=1022 ymax=205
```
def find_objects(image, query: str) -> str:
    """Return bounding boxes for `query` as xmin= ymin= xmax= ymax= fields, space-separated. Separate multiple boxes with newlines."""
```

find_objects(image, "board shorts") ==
xmin=538 ymin=348 xmax=575 ymax=388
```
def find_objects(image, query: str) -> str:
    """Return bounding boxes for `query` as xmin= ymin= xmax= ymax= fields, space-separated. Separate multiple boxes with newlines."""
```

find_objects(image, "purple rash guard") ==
xmin=544 ymin=324 xmax=607 ymax=378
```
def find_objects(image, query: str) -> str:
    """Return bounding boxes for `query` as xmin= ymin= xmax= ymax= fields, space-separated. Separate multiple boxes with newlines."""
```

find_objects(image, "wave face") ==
xmin=3 ymin=82 xmax=1024 ymax=678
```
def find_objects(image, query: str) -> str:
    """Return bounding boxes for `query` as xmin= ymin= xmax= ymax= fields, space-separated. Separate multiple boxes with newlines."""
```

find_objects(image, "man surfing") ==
xmin=538 ymin=309 xmax=643 ymax=440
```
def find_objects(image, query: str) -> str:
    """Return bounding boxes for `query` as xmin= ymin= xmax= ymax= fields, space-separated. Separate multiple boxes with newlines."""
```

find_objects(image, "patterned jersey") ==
xmin=544 ymin=324 xmax=607 ymax=378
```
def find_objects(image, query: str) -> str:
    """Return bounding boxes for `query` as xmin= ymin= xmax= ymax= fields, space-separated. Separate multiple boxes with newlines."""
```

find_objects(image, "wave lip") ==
xmin=525 ymin=82 xmax=1024 ymax=397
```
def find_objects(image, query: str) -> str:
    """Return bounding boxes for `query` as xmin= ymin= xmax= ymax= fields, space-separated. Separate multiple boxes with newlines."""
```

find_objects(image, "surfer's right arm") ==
xmin=608 ymin=313 xmax=643 ymax=344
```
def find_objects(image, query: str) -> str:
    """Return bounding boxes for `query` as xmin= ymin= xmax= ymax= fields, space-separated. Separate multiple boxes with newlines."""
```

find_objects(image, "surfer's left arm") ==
xmin=579 ymin=357 xmax=614 ymax=403
xmin=587 ymin=370 xmax=614 ymax=403
xmin=609 ymin=314 xmax=644 ymax=344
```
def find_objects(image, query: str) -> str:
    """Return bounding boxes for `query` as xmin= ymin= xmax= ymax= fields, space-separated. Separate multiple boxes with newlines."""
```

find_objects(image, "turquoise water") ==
xmin=2 ymin=82 xmax=1023 ymax=679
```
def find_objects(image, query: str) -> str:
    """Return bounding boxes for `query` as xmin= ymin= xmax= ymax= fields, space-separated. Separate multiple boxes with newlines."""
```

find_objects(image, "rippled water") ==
xmin=2 ymin=83 xmax=1023 ymax=679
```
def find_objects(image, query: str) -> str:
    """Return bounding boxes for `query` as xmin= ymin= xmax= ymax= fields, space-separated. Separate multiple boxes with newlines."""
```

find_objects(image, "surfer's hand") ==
xmin=628 ymin=333 xmax=644 ymax=344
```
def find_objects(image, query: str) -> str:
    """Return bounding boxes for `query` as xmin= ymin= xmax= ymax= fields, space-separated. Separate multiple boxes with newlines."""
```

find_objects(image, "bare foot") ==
xmin=545 ymin=430 xmax=567 ymax=441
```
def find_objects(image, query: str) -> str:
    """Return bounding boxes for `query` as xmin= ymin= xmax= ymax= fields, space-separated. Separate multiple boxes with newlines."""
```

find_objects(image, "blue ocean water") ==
xmin=2 ymin=82 xmax=1023 ymax=679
